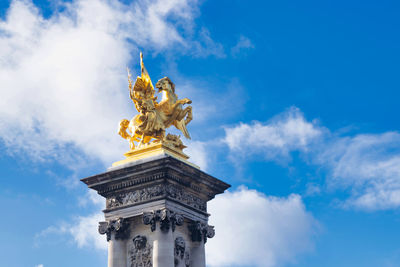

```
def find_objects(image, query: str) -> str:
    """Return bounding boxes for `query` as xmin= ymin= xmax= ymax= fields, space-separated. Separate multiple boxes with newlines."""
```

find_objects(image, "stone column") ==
xmin=190 ymin=240 xmax=205 ymax=267
xmin=143 ymin=209 xmax=184 ymax=267
xmin=188 ymin=221 xmax=215 ymax=267
xmin=108 ymin=233 xmax=127 ymax=267
xmin=153 ymin=226 xmax=174 ymax=266
xmin=98 ymin=218 xmax=130 ymax=267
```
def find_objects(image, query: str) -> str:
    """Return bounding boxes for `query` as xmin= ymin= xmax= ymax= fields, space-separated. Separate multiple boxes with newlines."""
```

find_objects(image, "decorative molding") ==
xmin=188 ymin=221 xmax=215 ymax=243
xmin=98 ymin=218 xmax=130 ymax=242
xmin=106 ymin=184 xmax=207 ymax=212
xmin=143 ymin=209 xmax=184 ymax=233
xmin=106 ymin=184 xmax=164 ymax=209
xmin=165 ymin=184 xmax=206 ymax=212
xmin=174 ymin=237 xmax=190 ymax=267
xmin=129 ymin=235 xmax=152 ymax=267
xmin=82 ymin=157 xmax=231 ymax=200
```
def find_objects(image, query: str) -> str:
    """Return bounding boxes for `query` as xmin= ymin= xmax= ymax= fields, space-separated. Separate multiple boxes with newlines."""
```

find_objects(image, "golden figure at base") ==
xmin=118 ymin=53 xmax=193 ymax=156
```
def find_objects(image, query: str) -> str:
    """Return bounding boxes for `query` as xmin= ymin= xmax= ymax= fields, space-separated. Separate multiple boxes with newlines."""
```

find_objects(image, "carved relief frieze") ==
xmin=164 ymin=184 xmax=206 ymax=212
xmin=129 ymin=235 xmax=152 ymax=267
xmin=106 ymin=184 xmax=206 ymax=212
xmin=188 ymin=221 xmax=215 ymax=243
xmin=98 ymin=217 xmax=130 ymax=241
xmin=174 ymin=237 xmax=190 ymax=267
xmin=106 ymin=184 xmax=164 ymax=209
xmin=143 ymin=209 xmax=184 ymax=233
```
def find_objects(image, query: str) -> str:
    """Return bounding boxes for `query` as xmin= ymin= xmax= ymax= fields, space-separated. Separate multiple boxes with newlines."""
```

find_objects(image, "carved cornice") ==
xmin=98 ymin=218 xmax=130 ymax=241
xmin=143 ymin=209 xmax=184 ymax=233
xmin=98 ymin=171 xmax=167 ymax=195
xmin=81 ymin=157 xmax=231 ymax=201
xmin=188 ymin=221 xmax=215 ymax=243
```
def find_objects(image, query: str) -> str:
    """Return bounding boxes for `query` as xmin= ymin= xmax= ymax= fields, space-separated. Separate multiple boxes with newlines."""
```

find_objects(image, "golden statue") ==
xmin=117 ymin=53 xmax=193 ymax=164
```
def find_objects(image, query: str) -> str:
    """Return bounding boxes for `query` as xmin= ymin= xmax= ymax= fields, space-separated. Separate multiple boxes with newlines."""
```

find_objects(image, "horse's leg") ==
xmin=129 ymin=136 xmax=135 ymax=150
xmin=176 ymin=106 xmax=192 ymax=124
xmin=163 ymin=105 xmax=181 ymax=127
xmin=185 ymin=106 xmax=193 ymax=124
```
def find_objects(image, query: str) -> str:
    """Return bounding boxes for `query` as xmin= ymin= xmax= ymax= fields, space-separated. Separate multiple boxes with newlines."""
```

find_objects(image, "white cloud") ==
xmin=192 ymin=27 xmax=225 ymax=58
xmin=224 ymin=107 xmax=322 ymax=162
xmin=231 ymin=35 xmax=254 ymax=56
xmin=317 ymin=132 xmax=400 ymax=210
xmin=37 ymin=192 xmax=107 ymax=251
xmin=224 ymin=108 xmax=400 ymax=211
xmin=207 ymin=187 xmax=316 ymax=267
xmin=0 ymin=0 xmax=223 ymax=167
xmin=184 ymin=140 xmax=208 ymax=170
xmin=69 ymin=212 xmax=107 ymax=250
xmin=35 ymin=264 xmax=44 ymax=267
xmin=78 ymin=189 xmax=105 ymax=207
xmin=71 ymin=190 xmax=107 ymax=249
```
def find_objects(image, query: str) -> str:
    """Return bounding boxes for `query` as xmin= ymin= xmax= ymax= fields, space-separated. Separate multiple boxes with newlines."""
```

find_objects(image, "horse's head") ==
xmin=156 ymin=77 xmax=175 ymax=93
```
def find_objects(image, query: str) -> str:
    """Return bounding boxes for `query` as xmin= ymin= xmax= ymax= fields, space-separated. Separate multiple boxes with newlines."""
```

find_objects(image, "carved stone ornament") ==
xmin=143 ymin=209 xmax=184 ymax=233
xmin=130 ymin=235 xmax=152 ymax=267
xmin=188 ymin=221 xmax=215 ymax=243
xmin=98 ymin=218 xmax=130 ymax=242
xmin=106 ymin=184 xmax=206 ymax=212
xmin=174 ymin=237 xmax=190 ymax=267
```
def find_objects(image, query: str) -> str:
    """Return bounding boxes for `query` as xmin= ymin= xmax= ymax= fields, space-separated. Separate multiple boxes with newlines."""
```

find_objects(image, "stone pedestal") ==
xmin=81 ymin=155 xmax=230 ymax=267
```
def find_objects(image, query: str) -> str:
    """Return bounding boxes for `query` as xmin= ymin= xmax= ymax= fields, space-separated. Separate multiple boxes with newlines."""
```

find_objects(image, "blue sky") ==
xmin=1 ymin=0 xmax=400 ymax=266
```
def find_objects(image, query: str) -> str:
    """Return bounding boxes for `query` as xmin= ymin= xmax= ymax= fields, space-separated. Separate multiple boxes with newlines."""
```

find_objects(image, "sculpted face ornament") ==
xmin=175 ymin=237 xmax=186 ymax=258
xmin=118 ymin=53 xmax=193 ymax=152
xmin=133 ymin=235 xmax=147 ymax=250
xmin=130 ymin=235 xmax=152 ymax=267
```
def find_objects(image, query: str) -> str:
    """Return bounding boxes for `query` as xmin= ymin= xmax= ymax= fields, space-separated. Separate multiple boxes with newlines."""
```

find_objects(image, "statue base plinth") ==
xmin=112 ymin=142 xmax=199 ymax=169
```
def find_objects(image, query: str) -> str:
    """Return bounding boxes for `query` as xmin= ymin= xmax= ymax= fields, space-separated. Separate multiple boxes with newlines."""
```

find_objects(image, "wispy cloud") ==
xmin=231 ymin=35 xmax=254 ymax=56
xmin=184 ymin=139 xmax=209 ymax=170
xmin=318 ymin=132 xmax=400 ymax=210
xmin=224 ymin=107 xmax=400 ymax=211
xmin=36 ymin=189 xmax=107 ymax=250
xmin=224 ymin=107 xmax=323 ymax=163
xmin=0 ymin=0 xmax=223 ymax=167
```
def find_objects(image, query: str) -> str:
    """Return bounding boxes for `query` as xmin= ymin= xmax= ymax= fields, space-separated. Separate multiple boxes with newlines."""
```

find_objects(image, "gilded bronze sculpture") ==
xmin=118 ymin=53 xmax=193 ymax=153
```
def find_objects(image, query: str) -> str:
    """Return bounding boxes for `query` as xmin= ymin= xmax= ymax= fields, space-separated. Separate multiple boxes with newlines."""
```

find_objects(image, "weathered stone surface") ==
xmin=130 ymin=235 xmax=152 ymax=267
xmin=81 ymin=155 xmax=230 ymax=267
xmin=99 ymin=217 xmax=130 ymax=242
xmin=143 ymin=208 xmax=184 ymax=233
xmin=81 ymin=156 xmax=230 ymax=213
xmin=174 ymin=236 xmax=190 ymax=267
xmin=188 ymin=221 xmax=215 ymax=243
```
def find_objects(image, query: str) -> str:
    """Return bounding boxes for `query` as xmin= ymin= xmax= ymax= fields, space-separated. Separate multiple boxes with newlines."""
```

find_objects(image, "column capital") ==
xmin=188 ymin=221 xmax=215 ymax=243
xmin=98 ymin=217 xmax=130 ymax=241
xmin=143 ymin=208 xmax=184 ymax=233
